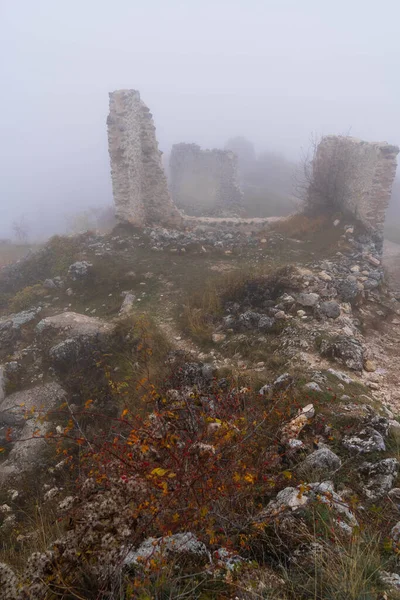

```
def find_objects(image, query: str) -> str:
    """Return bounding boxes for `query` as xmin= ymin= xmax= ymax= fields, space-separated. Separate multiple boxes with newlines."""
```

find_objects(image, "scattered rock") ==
xmin=379 ymin=571 xmax=400 ymax=590
xmin=274 ymin=311 xmax=286 ymax=320
xmin=0 ymin=383 xmax=67 ymax=479
xmin=304 ymin=382 xmax=322 ymax=392
xmin=364 ymin=360 xmax=377 ymax=372
xmin=358 ymin=459 xmax=399 ymax=500
xmin=43 ymin=279 xmax=57 ymax=289
xmin=298 ymin=448 xmax=342 ymax=475
xmin=36 ymin=312 xmax=114 ymax=338
xmin=319 ymin=271 xmax=332 ymax=282
xmin=119 ymin=293 xmax=136 ymax=315
xmin=68 ymin=261 xmax=93 ymax=280
xmin=212 ymin=333 xmax=226 ymax=344
xmin=319 ymin=301 xmax=340 ymax=319
xmin=124 ymin=532 xmax=210 ymax=566
xmin=366 ymin=254 xmax=380 ymax=267
xmin=342 ymin=426 xmax=386 ymax=453
xmin=320 ymin=335 xmax=364 ymax=371
xmin=335 ymin=279 xmax=359 ymax=303
xmin=259 ymin=373 xmax=294 ymax=397
xmin=281 ymin=404 xmax=315 ymax=442
xmin=391 ymin=522 xmax=400 ymax=544
xmin=297 ymin=293 xmax=320 ymax=307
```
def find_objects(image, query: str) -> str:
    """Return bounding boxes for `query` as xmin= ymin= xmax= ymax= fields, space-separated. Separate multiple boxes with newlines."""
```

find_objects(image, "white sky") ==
xmin=1 ymin=0 xmax=399 ymax=237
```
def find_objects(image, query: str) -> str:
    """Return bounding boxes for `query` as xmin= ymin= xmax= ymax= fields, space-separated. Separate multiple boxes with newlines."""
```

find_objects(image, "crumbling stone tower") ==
xmin=107 ymin=90 xmax=182 ymax=227
xmin=309 ymin=136 xmax=399 ymax=247
xmin=169 ymin=143 xmax=244 ymax=217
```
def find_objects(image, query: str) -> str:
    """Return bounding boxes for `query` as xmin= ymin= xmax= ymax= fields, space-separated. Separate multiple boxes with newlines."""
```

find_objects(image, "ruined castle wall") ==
xmin=311 ymin=136 xmax=399 ymax=243
xmin=169 ymin=143 xmax=244 ymax=217
xmin=107 ymin=90 xmax=182 ymax=227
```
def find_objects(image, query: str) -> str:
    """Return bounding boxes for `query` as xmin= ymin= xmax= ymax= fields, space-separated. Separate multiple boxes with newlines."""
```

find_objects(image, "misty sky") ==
xmin=1 ymin=0 xmax=400 ymax=238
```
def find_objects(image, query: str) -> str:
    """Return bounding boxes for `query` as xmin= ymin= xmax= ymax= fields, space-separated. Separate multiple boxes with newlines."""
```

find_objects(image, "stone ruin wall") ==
xmin=311 ymin=136 xmax=399 ymax=246
xmin=169 ymin=143 xmax=244 ymax=217
xmin=107 ymin=90 xmax=182 ymax=227
xmin=107 ymin=90 xmax=398 ymax=239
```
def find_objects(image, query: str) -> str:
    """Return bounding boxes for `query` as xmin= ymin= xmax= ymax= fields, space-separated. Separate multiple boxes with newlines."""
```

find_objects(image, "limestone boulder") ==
xmin=358 ymin=458 xmax=399 ymax=500
xmin=35 ymin=312 xmax=115 ymax=367
xmin=298 ymin=447 xmax=342 ymax=476
xmin=342 ymin=426 xmax=386 ymax=453
xmin=0 ymin=382 xmax=67 ymax=479
xmin=319 ymin=335 xmax=364 ymax=371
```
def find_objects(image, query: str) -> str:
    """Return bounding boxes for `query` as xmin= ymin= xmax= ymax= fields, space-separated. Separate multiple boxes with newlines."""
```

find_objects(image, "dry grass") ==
xmin=283 ymin=529 xmax=392 ymax=600
xmin=0 ymin=243 xmax=39 ymax=270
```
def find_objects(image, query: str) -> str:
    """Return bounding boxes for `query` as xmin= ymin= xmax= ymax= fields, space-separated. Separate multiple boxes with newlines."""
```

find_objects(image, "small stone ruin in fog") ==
xmin=169 ymin=143 xmax=243 ymax=217
xmin=107 ymin=89 xmax=399 ymax=242
xmin=309 ymin=136 xmax=399 ymax=247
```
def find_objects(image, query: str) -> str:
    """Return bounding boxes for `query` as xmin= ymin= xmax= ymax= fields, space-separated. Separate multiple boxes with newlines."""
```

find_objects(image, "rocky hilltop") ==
xmin=0 ymin=90 xmax=400 ymax=598
xmin=0 ymin=212 xmax=400 ymax=598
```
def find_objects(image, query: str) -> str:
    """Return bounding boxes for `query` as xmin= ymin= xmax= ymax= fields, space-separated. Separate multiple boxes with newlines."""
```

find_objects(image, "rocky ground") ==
xmin=384 ymin=239 xmax=400 ymax=294
xmin=1 ymin=216 xmax=400 ymax=598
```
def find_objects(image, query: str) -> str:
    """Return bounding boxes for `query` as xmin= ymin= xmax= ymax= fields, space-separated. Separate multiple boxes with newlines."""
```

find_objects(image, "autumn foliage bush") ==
xmin=4 ymin=364 xmax=299 ymax=598
xmin=2 ymin=324 xmax=399 ymax=599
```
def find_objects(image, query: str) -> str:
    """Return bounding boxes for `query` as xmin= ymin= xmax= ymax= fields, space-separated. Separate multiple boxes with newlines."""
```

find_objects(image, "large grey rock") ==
xmin=0 ymin=383 xmax=67 ymax=478
xmin=36 ymin=312 xmax=115 ymax=366
xmin=9 ymin=308 xmax=42 ymax=329
xmin=342 ymin=426 xmax=386 ymax=453
xmin=68 ymin=261 xmax=93 ymax=280
xmin=297 ymin=293 xmax=320 ymax=307
xmin=119 ymin=293 xmax=136 ymax=315
xmin=327 ymin=368 xmax=353 ymax=384
xmin=358 ymin=458 xmax=399 ymax=500
xmin=36 ymin=312 xmax=113 ymax=337
xmin=319 ymin=301 xmax=341 ymax=319
xmin=258 ymin=315 xmax=275 ymax=330
xmin=304 ymin=382 xmax=322 ymax=392
xmin=379 ymin=571 xmax=400 ymax=590
xmin=336 ymin=278 xmax=359 ymax=302
xmin=264 ymin=481 xmax=357 ymax=527
xmin=299 ymin=448 xmax=342 ymax=475
xmin=363 ymin=279 xmax=379 ymax=290
xmin=320 ymin=336 xmax=364 ymax=371
xmin=259 ymin=373 xmax=294 ymax=396
xmin=390 ymin=522 xmax=400 ymax=544
xmin=0 ymin=308 xmax=42 ymax=359
xmin=237 ymin=311 xmax=274 ymax=330
xmin=124 ymin=532 xmax=209 ymax=566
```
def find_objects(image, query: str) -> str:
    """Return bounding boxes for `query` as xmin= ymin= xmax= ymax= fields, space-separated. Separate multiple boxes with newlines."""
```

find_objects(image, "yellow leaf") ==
xmin=172 ymin=512 xmax=179 ymax=522
xmin=167 ymin=472 xmax=176 ymax=478
xmin=84 ymin=399 xmax=93 ymax=409
xmin=140 ymin=444 xmax=149 ymax=454
xmin=244 ymin=473 xmax=255 ymax=484
xmin=200 ymin=506 xmax=208 ymax=518
xmin=0 ymin=448 xmax=5 ymax=453
xmin=121 ymin=408 xmax=129 ymax=418
xmin=282 ymin=470 xmax=292 ymax=480
xmin=151 ymin=468 xmax=168 ymax=477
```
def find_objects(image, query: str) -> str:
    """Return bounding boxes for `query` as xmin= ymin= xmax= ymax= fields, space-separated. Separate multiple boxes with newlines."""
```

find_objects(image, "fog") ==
xmin=1 ymin=0 xmax=400 ymax=239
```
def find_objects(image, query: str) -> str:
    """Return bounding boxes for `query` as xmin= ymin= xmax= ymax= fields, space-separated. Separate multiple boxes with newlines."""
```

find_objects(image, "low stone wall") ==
xmin=169 ymin=143 xmax=243 ymax=217
xmin=309 ymin=136 xmax=399 ymax=246
xmin=107 ymin=90 xmax=182 ymax=227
